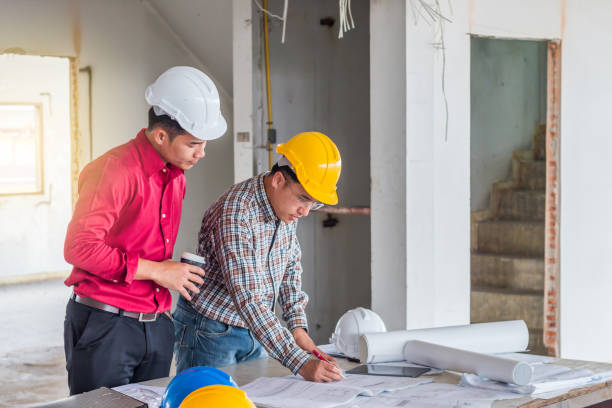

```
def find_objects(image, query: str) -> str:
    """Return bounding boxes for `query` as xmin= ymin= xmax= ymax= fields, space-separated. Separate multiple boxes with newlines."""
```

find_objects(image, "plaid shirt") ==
xmin=191 ymin=173 xmax=310 ymax=374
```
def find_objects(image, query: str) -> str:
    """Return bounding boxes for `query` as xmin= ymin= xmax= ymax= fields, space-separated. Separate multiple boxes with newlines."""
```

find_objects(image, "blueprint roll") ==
xmin=403 ymin=340 xmax=533 ymax=385
xmin=359 ymin=320 xmax=529 ymax=363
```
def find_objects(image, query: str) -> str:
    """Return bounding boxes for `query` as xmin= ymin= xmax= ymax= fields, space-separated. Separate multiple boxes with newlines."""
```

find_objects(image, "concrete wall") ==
xmin=252 ymin=0 xmax=371 ymax=344
xmin=370 ymin=0 xmax=407 ymax=331
xmin=0 ymin=0 xmax=234 ymax=276
xmin=559 ymin=0 xmax=612 ymax=362
xmin=371 ymin=0 xmax=472 ymax=331
xmin=0 ymin=55 xmax=71 ymax=278
xmin=470 ymin=38 xmax=547 ymax=212
xmin=371 ymin=0 xmax=612 ymax=361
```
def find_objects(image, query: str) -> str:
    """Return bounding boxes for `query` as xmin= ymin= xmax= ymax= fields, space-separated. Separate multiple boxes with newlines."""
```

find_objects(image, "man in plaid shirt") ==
xmin=173 ymin=132 xmax=343 ymax=382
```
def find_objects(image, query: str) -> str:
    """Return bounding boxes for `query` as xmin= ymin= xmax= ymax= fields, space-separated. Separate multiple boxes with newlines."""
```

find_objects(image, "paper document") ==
xmin=241 ymin=374 xmax=432 ymax=408
xmin=333 ymin=382 xmax=519 ymax=408
xmin=113 ymin=383 xmax=165 ymax=408
xmin=319 ymin=343 xmax=342 ymax=355
xmin=461 ymin=367 xmax=597 ymax=395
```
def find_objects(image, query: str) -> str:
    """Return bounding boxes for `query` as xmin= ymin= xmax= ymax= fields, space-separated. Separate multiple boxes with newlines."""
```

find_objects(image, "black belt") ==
xmin=71 ymin=293 xmax=160 ymax=322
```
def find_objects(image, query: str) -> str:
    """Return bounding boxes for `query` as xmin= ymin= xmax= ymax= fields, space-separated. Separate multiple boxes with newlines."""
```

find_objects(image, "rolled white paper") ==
xmin=359 ymin=320 xmax=529 ymax=363
xmin=403 ymin=340 xmax=533 ymax=385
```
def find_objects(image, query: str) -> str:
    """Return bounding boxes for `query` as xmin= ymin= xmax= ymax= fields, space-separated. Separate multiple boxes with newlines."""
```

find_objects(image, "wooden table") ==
xmin=144 ymin=356 xmax=612 ymax=407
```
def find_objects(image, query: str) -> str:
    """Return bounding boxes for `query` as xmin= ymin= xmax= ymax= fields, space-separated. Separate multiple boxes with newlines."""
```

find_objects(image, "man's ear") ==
xmin=270 ymin=171 xmax=286 ymax=189
xmin=151 ymin=127 xmax=169 ymax=146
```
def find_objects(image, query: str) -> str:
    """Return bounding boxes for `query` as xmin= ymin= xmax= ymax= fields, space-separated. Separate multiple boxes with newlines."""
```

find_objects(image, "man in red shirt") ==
xmin=63 ymin=66 xmax=226 ymax=394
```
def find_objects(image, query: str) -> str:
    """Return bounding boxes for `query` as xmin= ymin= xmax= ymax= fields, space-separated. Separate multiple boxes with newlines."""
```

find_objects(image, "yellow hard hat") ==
xmin=276 ymin=132 xmax=342 ymax=205
xmin=179 ymin=384 xmax=255 ymax=408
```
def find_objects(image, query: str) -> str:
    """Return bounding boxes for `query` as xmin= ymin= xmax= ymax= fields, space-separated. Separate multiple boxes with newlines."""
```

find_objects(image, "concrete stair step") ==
xmin=471 ymin=253 xmax=544 ymax=291
xmin=534 ymin=124 xmax=546 ymax=161
xmin=517 ymin=160 xmax=546 ymax=189
xmin=495 ymin=189 xmax=545 ymax=221
xmin=471 ymin=286 xmax=543 ymax=331
xmin=475 ymin=220 xmax=544 ymax=257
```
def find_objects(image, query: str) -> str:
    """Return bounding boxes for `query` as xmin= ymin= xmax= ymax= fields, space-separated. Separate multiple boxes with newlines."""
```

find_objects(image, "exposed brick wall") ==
xmin=543 ymin=41 xmax=561 ymax=357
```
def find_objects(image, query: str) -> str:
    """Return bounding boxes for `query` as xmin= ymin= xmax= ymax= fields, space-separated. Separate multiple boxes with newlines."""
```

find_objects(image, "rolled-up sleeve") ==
xmin=64 ymin=158 xmax=138 ymax=284
xmin=213 ymin=214 xmax=310 ymax=374
xmin=278 ymin=234 xmax=309 ymax=332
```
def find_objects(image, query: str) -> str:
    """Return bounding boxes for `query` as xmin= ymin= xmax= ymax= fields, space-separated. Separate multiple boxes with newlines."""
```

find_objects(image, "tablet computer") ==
xmin=345 ymin=364 xmax=430 ymax=378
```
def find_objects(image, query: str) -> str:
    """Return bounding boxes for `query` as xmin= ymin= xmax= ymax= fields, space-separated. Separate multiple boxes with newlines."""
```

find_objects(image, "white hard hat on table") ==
xmin=330 ymin=307 xmax=387 ymax=359
xmin=145 ymin=66 xmax=227 ymax=140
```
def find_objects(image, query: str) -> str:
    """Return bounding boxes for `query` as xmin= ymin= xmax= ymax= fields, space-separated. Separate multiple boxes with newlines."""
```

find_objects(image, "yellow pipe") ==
xmin=263 ymin=0 xmax=274 ymax=169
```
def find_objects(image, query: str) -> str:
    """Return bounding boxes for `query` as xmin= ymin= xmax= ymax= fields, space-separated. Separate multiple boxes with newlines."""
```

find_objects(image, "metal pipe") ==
xmin=263 ymin=0 xmax=275 ymax=169
xmin=314 ymin=206 xmax=371 ymax=215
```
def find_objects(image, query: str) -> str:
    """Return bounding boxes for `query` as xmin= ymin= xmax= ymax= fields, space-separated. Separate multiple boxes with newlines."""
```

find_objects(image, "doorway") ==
xmin=0 ymin=54 xmax=72 ymax=283
xmin=470 ymin=37 xmax=556 ymax=355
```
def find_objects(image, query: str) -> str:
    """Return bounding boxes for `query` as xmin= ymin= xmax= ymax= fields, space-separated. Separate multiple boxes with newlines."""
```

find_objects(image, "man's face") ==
xmin=269 ymin=172 xmax=321 ymax=223
xmin=159 ymin=133 xmax=206 ymax=170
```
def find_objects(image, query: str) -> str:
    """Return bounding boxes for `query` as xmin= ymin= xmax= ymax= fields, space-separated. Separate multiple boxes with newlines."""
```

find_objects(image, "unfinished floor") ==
xmin=0 ymin=279 xmax=183 ymax=407
xmin=0 ymin=279 xmax=70 ymax=406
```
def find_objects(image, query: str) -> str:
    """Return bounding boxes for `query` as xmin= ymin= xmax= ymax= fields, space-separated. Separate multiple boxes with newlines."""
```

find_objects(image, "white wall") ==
xmin=0 ymin=0 xmax=234 ymax=276
xmin=0 ymin=55 xmax=71 ymax=278
xmin=559 ymin=0 xmax=612 ymax=362
xmin=372 ymin=0 xmax=612 ymax=361
xmin=253 ymin=0 xmax=371 ymax=343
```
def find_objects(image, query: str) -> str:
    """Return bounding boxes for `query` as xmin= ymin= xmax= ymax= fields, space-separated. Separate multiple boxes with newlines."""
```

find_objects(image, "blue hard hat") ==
xmin=160 ymin=366 xmax=238 ymax=408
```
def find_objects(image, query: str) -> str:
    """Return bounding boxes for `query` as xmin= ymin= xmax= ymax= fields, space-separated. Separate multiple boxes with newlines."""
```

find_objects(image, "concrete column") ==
xmin=370 ymin=0 xmax=407 ymax=330
xmin=232 ymin=0 xmax=254 ymax=182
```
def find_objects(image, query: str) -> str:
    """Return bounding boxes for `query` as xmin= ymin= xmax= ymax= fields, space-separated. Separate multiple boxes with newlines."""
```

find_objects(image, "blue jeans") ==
xmin=173 ymin=297 xmax=267 ymax=374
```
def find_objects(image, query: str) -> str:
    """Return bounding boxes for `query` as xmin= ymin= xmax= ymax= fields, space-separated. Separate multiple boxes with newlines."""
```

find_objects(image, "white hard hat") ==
xmin=145 ymin=66 xmax=227 ymax=140
xmin=330 ymin=307 xmax=387 ymax=359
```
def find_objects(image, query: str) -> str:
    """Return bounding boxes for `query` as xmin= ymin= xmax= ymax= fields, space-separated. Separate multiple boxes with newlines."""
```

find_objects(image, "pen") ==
xmin=312 ymin=349 xmax=346 ymax=379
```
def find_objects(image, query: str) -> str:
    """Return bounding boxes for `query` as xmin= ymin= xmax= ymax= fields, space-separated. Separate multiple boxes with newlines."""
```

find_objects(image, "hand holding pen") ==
xmin=313 ymin=349 xmax=346 ymax=379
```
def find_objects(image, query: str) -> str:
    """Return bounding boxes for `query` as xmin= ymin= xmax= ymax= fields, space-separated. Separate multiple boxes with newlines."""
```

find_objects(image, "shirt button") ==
xmin=162 ymin=168 xmax=167 ymax=173
xmin=113 ymin=280 xmax=118 ymax=283
xmin=166 ymin=238 xmax=169 ymax=243
xmin=156 ymin=287 xmax=160 ymax=292
xmin=161 ymin=213 xmax=166 ymax=218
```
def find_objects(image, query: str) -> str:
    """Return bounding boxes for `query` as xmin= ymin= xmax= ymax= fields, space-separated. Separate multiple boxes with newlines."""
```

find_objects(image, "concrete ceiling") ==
xmin=150 ymin=0 xmax=233 ymax=96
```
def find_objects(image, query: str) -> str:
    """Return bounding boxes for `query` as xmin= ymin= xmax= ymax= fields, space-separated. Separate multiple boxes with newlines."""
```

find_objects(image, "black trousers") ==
xmin=63 ymin=298 xmax=174 ymax=395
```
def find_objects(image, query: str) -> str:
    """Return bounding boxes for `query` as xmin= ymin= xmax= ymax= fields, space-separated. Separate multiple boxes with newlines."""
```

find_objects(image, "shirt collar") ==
xmin=134 ymin=128 xmax=183 ymax=179
xmin=255 ymin=173 xmax=278 ymax=223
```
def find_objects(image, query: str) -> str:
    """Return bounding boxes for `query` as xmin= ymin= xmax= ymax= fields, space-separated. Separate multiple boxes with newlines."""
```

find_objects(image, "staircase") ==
xmin=471 ymin=125 xmax=548 ymax=355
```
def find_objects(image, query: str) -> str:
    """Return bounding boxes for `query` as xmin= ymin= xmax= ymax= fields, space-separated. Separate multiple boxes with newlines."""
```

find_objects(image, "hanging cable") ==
xmin=338 ymin=0 xmax=355 ymax=39
xmin=253 ymin=0 xmax=288 ymax=44
xmin=408 ymin=0 xmax=452 ymax=142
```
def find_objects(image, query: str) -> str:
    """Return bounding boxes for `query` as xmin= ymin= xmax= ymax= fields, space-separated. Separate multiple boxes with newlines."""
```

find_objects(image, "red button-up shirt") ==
xmin=64 ymin=129 xmax=185 ymax=313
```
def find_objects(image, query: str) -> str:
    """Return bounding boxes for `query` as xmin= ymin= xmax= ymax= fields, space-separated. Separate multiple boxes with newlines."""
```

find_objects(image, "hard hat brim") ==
xmin=193 ymin=114 xmax=227 ymax=141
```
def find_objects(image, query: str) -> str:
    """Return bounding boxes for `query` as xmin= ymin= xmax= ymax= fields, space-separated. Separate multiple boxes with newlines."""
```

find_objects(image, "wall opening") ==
xmin=0 ymin=104 xmax=43 ymax=195
xmin=469 ymin=37 xmax=550 ymax=354
xmin=0 ymin=53 xmax=72 ymax=284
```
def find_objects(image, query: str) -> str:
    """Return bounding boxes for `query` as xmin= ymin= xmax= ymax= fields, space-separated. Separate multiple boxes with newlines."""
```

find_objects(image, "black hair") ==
xmin=270 ymin=163 xmax=299 ymax=184
xmin=147 ymin=107 xmax=186 ymax=141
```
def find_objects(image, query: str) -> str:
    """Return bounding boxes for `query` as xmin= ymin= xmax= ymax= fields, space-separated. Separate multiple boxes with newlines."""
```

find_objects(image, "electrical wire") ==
xmin=409 ymin=0 xmax=452 ymax=142
xmin=434 ymin=0 xmax=449 ymax=142
xmin=253 ymin=0 xmax=288 ymax=44
xmin=338 ymin=0 xmax=355 ymax=39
